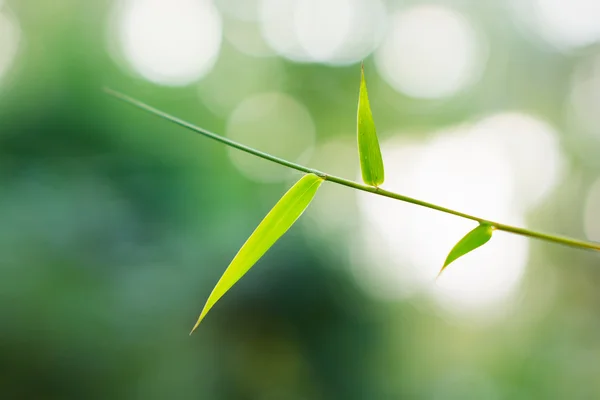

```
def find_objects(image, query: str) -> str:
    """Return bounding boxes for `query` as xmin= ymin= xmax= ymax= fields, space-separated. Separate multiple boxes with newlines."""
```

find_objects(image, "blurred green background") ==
xmin=2 ymin=0 xmax=600 ymax=398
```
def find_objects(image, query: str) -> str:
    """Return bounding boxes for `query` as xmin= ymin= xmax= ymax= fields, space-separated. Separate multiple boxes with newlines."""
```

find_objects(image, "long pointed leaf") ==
xmin=191 ymin=173 xmax=324 ymax=333
xmin=439 ymin=223 xmax=493 ymax=276
xmin=357 ymin=64 xmax=385 ymax=187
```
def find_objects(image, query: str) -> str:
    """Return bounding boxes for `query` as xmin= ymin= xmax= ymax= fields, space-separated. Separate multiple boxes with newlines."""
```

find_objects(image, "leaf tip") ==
xmin=436 ymin=266 xmax=446 ymax=279
xmin=441 ymin=223 xmax=494 ymax=273
xmin=359 ymin=63 xmax=366 ymax=89
xmin=189 ymin=313 xmax=204 ymax=335
xmin=189 ymin=173 xmax=323 ymax=335
xmin=190 ymin=301 xmax=212 ymax=335
xmin=436 ymin=262 xmax=451 ymax=280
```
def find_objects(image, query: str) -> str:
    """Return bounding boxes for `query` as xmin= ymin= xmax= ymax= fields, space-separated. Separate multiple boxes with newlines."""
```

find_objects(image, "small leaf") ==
xmin=357 ymin=63 xmax=385 ymax=187
xmin=439 ymin=223 xmax=494 ymax=276
xmin=190 ymin=173 xmax=324 ymax=333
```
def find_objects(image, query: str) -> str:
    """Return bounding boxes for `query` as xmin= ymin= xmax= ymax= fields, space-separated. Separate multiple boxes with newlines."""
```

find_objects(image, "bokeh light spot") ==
xmin=226 ymin=93 xmax=315 ymax=183
xmin=0 ymin=9 xmax=20 ymax=85
xmin=374 ymin=4 xmax=486 ymax=99
xmin=198 ymin=56 xmax=285 ymax=117
xmin=293 ymin=0 xmax=352 ymax=62
xmin=470 ymin=112 xmax=565 ymax=212
xmin=115 ymin=0 xmax=222 ymax=86
xmin=568 ymin=55 xmax=600 ymax=142
xmin=259 ymin=0 xmax=385 ymax=65
xmin=517 ymin=0 xmax=600 ymax=51
xmin=259 ymin=0 xmax=308 ymax=62
xmin=354 ymin=128 xmax=530 ymax=316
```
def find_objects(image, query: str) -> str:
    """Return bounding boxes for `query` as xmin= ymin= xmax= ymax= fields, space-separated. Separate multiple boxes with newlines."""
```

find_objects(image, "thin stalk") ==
xmin=104 ymin=88 xmax=600 ymax=252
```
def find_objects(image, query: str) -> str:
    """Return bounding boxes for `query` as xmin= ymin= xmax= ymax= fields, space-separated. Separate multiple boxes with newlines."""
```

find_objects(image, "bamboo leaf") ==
xmin=191 ymin=173 xmax=324 ymax=333
xmin=439 ymin=223 xmax=494 ymax=276
xmin=357 ymin=64 xmax=385 ymax=187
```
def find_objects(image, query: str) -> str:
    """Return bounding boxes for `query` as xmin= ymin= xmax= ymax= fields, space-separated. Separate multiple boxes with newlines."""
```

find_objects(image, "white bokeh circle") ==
xmin=471 ymin=112 xmax=565 ymax=212
xmin=512 ymin=0 xmax=600 ymax=51
xmin=115 ymin=0 xmax=222 ymax=86
xmin=259 ymin=0 xmax=385 ymax=65
xmin=351 ymin=113 xmax=563 ymax=316
xmin=374 ymin=4 xmax=486 ymax=99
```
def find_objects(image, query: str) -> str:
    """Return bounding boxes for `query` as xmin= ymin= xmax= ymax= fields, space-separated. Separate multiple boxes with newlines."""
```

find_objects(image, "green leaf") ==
xmin=357 ymin=63 xmax=385 ymax=187
xmin=190 ymin=173 xmax=324 ymax=333
xmin=439 ymin=223 xmax=494 ymax=276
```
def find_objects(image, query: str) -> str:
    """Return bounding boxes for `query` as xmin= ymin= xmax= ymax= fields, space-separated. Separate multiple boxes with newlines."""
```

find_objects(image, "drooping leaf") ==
xmin=357 ymin=63 xmax=385 ymax=187
xmin=439 ymin=223 xmax=494 ymax=276
xmin=190 ymin=173 xmax=324 ymax=333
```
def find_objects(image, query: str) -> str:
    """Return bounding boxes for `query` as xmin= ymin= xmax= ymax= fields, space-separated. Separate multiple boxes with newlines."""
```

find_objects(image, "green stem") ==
xmin=104 ymin=88 xmax=600 ymax=252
